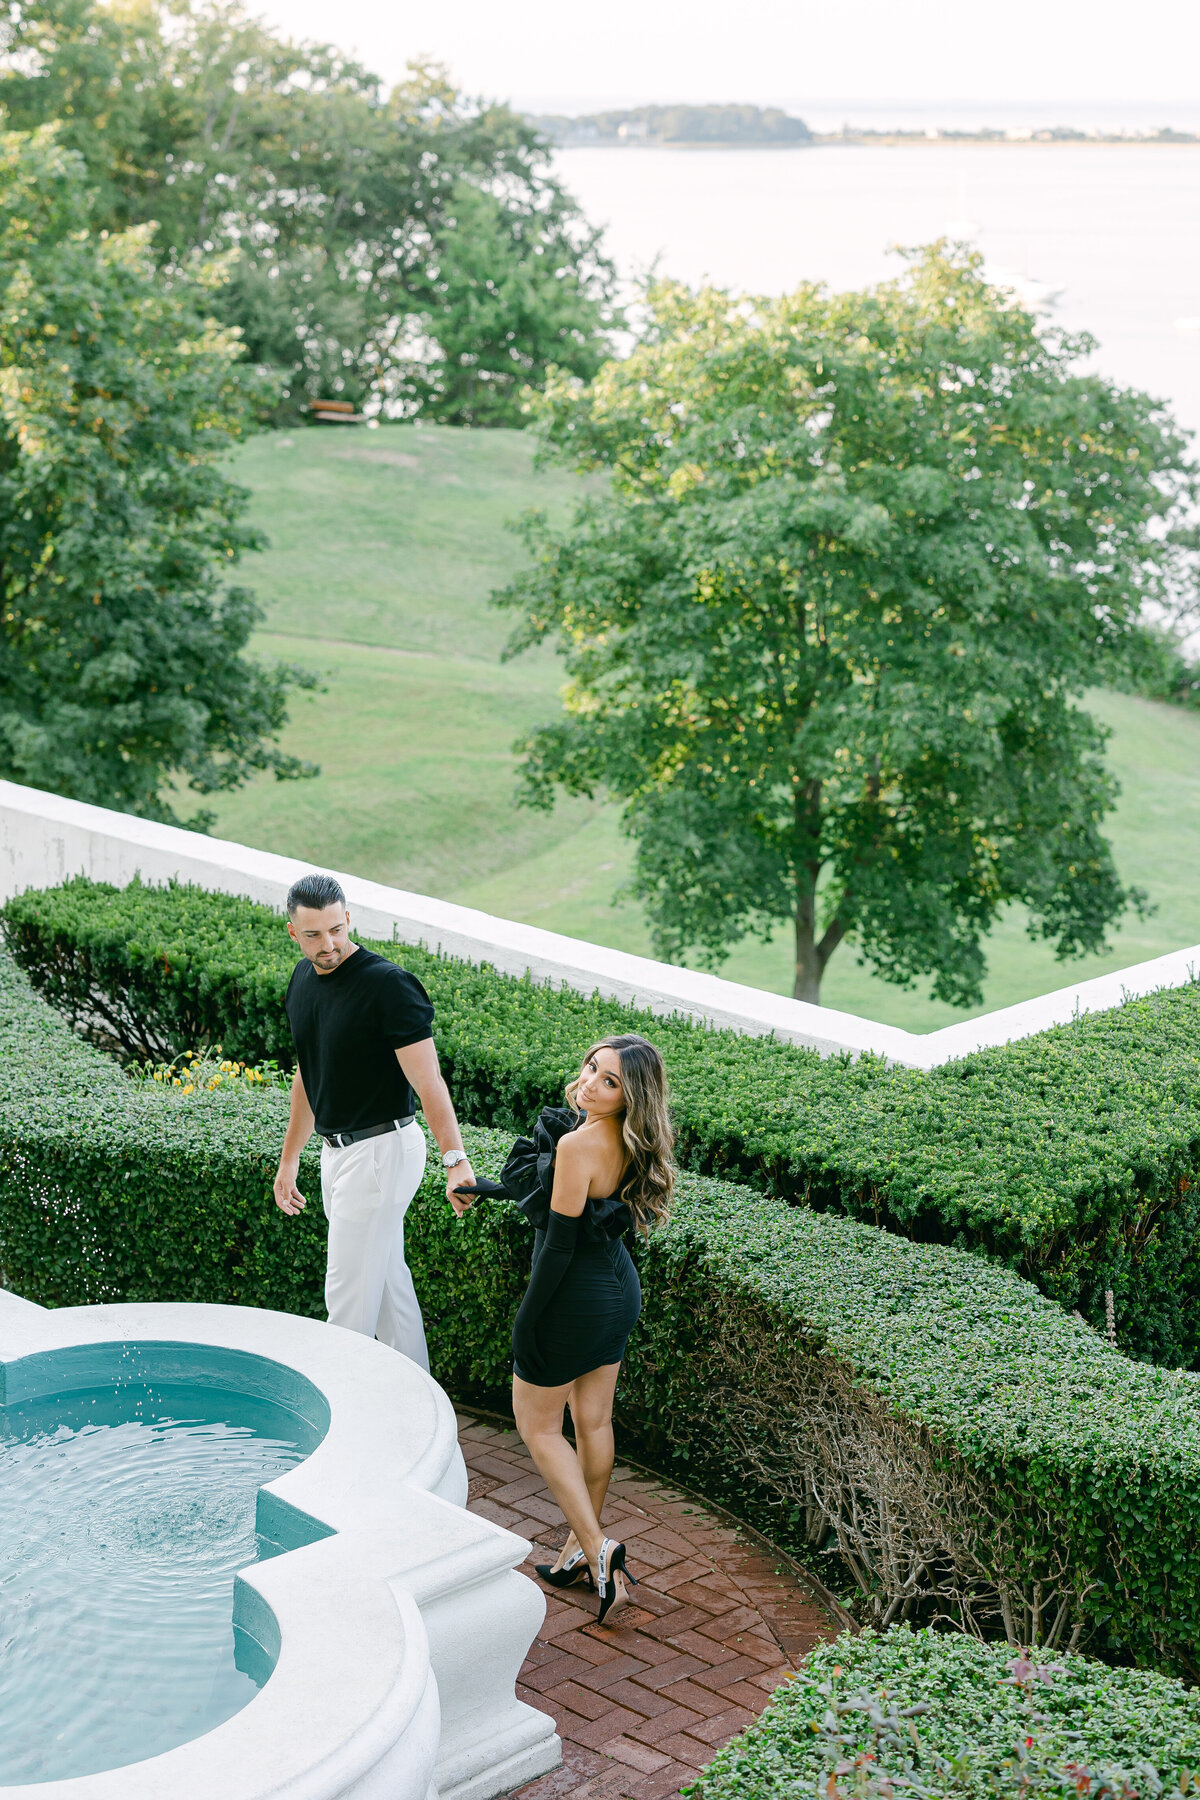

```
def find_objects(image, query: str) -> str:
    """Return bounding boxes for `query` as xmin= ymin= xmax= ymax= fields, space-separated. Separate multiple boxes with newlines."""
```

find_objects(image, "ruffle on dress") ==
xmin=501 ymin=1105 xmax=633 ymax=1243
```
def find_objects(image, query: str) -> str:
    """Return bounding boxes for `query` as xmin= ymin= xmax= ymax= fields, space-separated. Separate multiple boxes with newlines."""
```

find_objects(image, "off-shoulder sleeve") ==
xmin=580 ymin=1191 xmax=634 ymax=1244
xmin=500 ymin=1107 xmax=634 ymax=1241
xmin=512 ymin=1209 xmax=579 ymax=1381
xmin=500 ymin=1107 xmax=578 ymax=1230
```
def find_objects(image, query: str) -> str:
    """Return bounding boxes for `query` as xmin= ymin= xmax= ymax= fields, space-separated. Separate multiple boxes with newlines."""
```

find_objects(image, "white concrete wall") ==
xmin=0 ymin=778 xmax=1195 ymax=1070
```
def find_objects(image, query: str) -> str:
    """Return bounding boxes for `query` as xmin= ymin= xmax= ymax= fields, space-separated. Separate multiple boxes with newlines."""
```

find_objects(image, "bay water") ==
xmin=555 ymin=141 xmax=1200 ymax=433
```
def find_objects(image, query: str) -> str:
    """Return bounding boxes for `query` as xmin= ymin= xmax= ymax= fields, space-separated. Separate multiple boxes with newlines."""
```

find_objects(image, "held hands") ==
xmin=274 ymin=1161 xmax=306 ymax=1216
xmin=446 ymin=1161 xmax=477 ymax=1218
xmin=449 ymin=1173 xmax=509 ymax=1217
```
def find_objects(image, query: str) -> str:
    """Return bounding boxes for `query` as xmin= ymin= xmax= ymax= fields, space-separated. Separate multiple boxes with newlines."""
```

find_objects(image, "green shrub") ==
xmin=0 ymin=954 xmax=324 ymax=1310
xmin=691 ymin=1628 xmax=1200 ymax=1798
xmin=5 ymin=876 xmax=1200 ymax=1364
xmin=0 ymin=872 xmax=834 ymax=1152
xmin=4 ymin=955 xmax=1200 ymax=1676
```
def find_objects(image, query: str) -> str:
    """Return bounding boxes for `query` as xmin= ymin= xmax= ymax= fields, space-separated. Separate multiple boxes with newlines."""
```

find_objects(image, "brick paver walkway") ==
xmin=458 ymin=1412 xmax=836 ymax=1800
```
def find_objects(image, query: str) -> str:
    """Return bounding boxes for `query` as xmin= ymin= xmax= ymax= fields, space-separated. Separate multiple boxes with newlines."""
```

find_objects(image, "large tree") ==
xmin=0 ymin=122 xmax=312 ymax=822
xmin=497 ymin=250 xmax=1197 ymax=1005
xmin=0 ymin=1 xmax=617 ymax=420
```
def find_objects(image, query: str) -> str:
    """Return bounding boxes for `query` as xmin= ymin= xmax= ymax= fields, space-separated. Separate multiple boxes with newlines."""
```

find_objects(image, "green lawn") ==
xmin=231 ymin=421 xmax=582 ymax=663
xmin=208 ymin=423 xmax=1200 ymax=1033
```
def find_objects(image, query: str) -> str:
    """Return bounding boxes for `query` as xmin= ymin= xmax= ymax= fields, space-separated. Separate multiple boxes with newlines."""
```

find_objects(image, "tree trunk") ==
xmin=793 ymin=874 xmax=849 ymax=1005
xmin=792 ymin=778 xmax=831 ymax=1004
xmin=794 ymin=888 xmax=823 ymax=1004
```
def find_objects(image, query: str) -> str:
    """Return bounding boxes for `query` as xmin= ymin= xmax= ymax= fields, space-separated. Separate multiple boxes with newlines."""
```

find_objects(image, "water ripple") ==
xmin=0 ymin=1383 xmax=306 ymax=1783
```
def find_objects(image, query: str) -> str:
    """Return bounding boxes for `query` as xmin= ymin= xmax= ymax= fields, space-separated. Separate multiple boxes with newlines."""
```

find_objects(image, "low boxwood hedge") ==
xmin=692 ymin=1627 xmax=1200 ymax=1798
xmin=5 ymin=876 xmax=1200 ymax=1365
xmin=3 ymin=956 xmax=1200 ymax=1677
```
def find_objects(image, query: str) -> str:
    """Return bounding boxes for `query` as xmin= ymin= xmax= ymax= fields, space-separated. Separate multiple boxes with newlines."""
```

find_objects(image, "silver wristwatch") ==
xmin=442 ymin=1150 xmax=468 ymax=1170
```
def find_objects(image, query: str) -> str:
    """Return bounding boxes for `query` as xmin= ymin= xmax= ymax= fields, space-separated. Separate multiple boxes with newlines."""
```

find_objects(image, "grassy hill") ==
xmin=208 ymin=423 xmax=1200 ymax=1033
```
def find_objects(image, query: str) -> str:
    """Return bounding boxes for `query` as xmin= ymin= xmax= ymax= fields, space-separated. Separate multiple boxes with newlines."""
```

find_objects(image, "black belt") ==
xmin=321 ymin=1115 xmax=415 ymax=1150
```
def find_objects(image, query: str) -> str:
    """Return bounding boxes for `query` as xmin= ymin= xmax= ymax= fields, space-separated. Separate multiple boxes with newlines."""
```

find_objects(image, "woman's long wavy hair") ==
xmin=565 ymin=1034 xmax=676 ymax=1233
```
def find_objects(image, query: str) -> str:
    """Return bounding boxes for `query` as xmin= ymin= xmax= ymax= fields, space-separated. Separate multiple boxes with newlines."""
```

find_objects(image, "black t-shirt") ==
xmin=284 ymin=945 xmax=435 ymax=1135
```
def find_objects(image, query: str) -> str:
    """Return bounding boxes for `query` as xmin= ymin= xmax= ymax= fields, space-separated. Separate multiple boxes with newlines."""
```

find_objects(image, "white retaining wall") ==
xmin=0 ymin=779 xmax=1196 ymax=1070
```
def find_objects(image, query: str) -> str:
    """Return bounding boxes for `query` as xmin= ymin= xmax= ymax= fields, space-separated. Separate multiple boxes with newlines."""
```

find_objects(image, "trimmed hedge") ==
xmin=0 ymin=873 xmax=836 ymax=1151
xmin=692 ymin=1627 xmax=1200 ymax=1798
xmin=5 ymin=877 xmax=1200 ymax=1364
xmin=4 ymin=957 xmax=1200 ymax=1676
xmin=0 ymin=955 xmax=319 ymax=1308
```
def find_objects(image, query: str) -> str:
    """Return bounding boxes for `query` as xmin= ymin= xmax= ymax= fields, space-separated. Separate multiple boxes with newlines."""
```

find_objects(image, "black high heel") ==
xmin=595 ymin=1538 xmax=637 ymax=1626
xmin=535 ymin=1545 xmax=594 ymax=1590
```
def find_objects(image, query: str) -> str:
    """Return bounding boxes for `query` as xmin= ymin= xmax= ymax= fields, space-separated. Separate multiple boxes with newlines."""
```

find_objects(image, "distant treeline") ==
xmin=534 ymin=105 xmax=1200 ymax=150
xmin=532 ymin=104 xmax=813 ymax=147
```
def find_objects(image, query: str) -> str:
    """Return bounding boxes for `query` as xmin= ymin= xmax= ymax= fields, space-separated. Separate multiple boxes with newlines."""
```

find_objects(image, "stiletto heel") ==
xmin=535 ymin=1546 xmax=594 ymax=1590
xmin=595 ymin=1539 xmax=636 ymax=1625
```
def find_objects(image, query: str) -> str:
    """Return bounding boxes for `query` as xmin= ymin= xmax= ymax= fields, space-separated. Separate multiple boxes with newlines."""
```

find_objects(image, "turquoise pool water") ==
xmin=0 ymin=1343 xmax=329 ymax=1784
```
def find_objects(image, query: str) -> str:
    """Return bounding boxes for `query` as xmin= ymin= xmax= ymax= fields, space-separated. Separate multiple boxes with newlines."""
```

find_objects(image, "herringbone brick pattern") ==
xmin=458 ymin=1413 xmax=835 ymax=1800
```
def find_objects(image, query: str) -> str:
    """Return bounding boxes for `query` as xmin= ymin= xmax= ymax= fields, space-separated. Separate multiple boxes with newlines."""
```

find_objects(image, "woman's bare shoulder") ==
xmin=554 ymin=1127 xmax=595 ymax=1167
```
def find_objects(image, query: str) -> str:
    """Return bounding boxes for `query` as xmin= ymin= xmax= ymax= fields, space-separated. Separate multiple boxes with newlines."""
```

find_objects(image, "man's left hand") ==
xmin=447 ymin=1162 xmax=477 ymax=1217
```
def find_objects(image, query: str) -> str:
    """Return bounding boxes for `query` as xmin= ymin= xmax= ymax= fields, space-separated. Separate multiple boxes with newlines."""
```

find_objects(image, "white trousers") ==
xmin=320 ymin=1121 xmax=430 ymax=1370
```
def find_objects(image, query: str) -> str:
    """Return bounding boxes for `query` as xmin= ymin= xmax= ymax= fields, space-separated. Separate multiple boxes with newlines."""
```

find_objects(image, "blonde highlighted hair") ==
xmin=566 ymin=1034 xmax=676 ymax=1233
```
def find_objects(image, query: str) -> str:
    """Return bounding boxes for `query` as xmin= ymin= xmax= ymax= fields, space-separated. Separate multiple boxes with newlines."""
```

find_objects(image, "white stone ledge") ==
xmin=0 ymin=778 xmax=1195 ymax=1068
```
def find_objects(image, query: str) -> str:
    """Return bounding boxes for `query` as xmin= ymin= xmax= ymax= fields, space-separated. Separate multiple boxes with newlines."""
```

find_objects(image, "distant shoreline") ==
xmin=553 ymin=134 xmax=1200 ymax=150
xmin=534 ymin=102 xmax=1200 ymax=152
xmin=822 ymin=132 xmax=1199 ymax=147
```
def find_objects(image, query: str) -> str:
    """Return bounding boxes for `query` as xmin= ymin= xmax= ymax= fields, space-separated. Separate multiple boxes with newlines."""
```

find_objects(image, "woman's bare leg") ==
xmin=573 ymin=1362 xmax=620 ymax=1518
xmin=528 ymin=1365 xmax=631 ymax=1613
xmin=551 ymin=1364 xmax=621 ymax=1570
xmin=512 ymin=1374 xmax=605 ymax=1568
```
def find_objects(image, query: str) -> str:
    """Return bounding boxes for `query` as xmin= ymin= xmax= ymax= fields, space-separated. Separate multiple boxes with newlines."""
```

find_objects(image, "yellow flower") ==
xmin=182 ymin=1083 xmax=193 ymax=1094
xmin=173 ymin=1077 xmax=181 ymax=1087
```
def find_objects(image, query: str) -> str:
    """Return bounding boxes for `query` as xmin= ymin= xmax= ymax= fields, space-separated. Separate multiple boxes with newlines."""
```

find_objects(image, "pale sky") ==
xmin=257 ymin=0 xmax=1200 ymax=112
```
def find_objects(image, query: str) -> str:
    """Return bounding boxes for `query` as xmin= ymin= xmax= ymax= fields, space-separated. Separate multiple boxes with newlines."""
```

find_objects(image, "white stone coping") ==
xmin=0 ymin=1293 xmax=560 ymax=1800
xmin=0 ymin=778 xmax=1196 ymax=1068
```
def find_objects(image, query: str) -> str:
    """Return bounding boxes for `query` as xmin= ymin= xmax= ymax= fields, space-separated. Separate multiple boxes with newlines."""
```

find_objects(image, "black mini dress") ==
xmin=500 ymin=1107 xmax=642 ymax=1388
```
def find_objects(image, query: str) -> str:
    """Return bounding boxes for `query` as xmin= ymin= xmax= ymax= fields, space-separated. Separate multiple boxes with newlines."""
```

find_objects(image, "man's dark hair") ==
xmin=286 ymin=872 xmax=346 ymax=917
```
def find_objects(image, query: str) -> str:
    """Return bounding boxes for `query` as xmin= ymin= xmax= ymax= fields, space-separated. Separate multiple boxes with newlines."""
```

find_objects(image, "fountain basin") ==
xmin=0 ymin=1290 xmax=559 ymax=1800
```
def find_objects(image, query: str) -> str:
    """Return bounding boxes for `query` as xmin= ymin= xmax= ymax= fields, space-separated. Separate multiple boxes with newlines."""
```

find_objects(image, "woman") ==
xmin=459 ymin=1033 xmax=675 ymax=1626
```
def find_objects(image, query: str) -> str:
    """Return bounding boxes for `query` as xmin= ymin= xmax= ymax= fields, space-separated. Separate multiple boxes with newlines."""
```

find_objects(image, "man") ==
xmin=273 ymin=871 xmax=475 ymax=1371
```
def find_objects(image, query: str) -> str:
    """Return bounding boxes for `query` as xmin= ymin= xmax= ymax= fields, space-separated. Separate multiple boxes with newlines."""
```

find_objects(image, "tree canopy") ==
xmin=497 ymin=249 xmax=1196 ymax=1005
xmin=0 ymin=0 xmax=618 ymax=421
xmin=0 ymin=122 xmax=312 ymax=822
